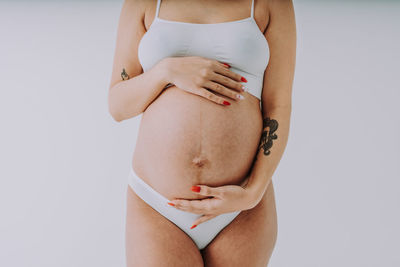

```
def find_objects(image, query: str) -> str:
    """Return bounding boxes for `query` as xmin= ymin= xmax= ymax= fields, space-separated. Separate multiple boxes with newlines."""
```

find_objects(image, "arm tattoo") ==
xmin=121 ymin=68 xmax=130 ymax=80
xmin=258 ymin=117 xmax=279 ymax=156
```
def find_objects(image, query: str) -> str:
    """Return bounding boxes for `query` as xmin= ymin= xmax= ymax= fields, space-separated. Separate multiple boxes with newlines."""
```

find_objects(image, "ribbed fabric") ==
xmin=138 ymin=0 xmax=269 ymax=100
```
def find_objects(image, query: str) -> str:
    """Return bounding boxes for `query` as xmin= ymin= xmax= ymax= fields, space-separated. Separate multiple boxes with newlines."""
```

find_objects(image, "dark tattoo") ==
xmin=258 ymin=117 xmax=279 ymax=156
xmin=121 ymin=68 xmax=130 ymax=80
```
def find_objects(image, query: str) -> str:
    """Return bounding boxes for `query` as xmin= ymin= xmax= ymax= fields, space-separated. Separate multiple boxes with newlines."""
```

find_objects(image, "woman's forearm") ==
xmin=245 ymin=105 xmax=292 ymax=206
xmin=108 ymin=58 xmax=172 ymax=122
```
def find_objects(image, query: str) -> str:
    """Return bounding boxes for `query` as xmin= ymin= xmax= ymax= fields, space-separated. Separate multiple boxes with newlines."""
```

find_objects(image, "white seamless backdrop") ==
xmin=0 ymin=1 xmax=399 ymax=267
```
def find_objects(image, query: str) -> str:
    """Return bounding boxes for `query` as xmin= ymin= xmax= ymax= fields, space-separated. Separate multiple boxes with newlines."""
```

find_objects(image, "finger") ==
xmin=203 ymin=80 xmax=245 ymax=101
xmin=196 ymin=87 xmax=232 ymax=106
xmin=190 ymin=214 xmax=218 ymax=229
xmin=191 ymin=185 xmax=223 ymax=197
xmin=212 ymin=61 xmax=247 ymax=85
xmin=220 ymin=62 xmax=231 ymax=68
xmin=171 ymin=198 xmax=217 ymax=214
xmin=171 ymin=199 xmax=205 ymax=214
xmin=209 ymin=69 xmax=245 ymax=93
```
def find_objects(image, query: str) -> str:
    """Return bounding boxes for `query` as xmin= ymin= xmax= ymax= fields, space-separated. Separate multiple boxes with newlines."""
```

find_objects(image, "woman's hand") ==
xmin=165 ymin=56 xmax=248 ymax=106
xmin=166 ymin=177 xmax=258 ymax=229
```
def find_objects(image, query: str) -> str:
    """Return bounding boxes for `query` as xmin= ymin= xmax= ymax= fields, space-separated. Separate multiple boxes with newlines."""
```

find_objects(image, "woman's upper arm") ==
xmin=261 ymin=0 xmax=297 ymax=110
xmin=108 ymin=0 xmax=147 ymax=90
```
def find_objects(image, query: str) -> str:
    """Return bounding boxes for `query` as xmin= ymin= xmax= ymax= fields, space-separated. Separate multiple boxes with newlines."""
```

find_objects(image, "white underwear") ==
xmin=128 ymin=167 xmax=241 ymax=250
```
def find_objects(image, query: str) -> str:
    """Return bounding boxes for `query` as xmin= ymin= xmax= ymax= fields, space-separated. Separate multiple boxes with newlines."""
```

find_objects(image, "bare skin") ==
xmin=109 ymin=0 xmax=296 ymax=266
xmin=126 ymin=178 xmax=277 ymax=267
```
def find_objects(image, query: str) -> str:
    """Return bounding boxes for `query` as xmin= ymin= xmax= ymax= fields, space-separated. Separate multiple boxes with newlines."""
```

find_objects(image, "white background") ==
xmin=0 ymin=1 xmax=399 ymax=266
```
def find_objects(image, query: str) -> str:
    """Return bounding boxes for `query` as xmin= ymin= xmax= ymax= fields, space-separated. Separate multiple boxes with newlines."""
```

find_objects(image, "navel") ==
xmin=191 ymin=155 xmax=207 ymax=167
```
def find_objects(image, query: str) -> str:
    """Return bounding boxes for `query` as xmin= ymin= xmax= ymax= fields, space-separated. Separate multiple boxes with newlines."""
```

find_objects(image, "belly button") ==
xmin=192 ymin=156 xmax=207 ymax=167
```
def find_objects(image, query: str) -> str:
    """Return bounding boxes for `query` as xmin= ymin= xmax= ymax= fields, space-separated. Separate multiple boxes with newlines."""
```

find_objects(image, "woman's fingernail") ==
xmin=223 ymin=101 xmax=231 ymax=106
xmin=242 ymin=85 xmax=248 ymax=92
xmin=241 ymin=76 xmax=248 ymax=82
xmin=191 ymin=186 xmax=201 ymax=192
xmin=190 ymin=224 xmax=197 ymax=229
xmin=222 ymin=63 xmax=231 ymax=68
xmin=167 ymin=202 xmax=175 ymax=206
xmin=236 ymin=94 xmax=245 ymax=100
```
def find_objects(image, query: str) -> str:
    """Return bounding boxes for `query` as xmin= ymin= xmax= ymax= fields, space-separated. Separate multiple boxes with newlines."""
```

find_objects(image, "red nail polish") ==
xmin=167 ymin=202 xmax=175 ymax=206
xmin=190 ymin=224 xmax=197 ymax=229
xmin=191 ymin=186 xmax=201 ymax=192
xmin=241 ymin=76 xmax=247 ymax=83
xmin=222 ymin=63 xmax=231 ymax=68
xmin=223 ymin=101 xmax=231 ymax=106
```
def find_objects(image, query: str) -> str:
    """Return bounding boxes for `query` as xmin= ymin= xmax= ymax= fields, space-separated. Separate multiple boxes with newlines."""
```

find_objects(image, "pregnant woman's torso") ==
xmin=132 ymin=0 xmax=269 ymax=200
xmin=133 ymin=86 xmax=263 ymax=200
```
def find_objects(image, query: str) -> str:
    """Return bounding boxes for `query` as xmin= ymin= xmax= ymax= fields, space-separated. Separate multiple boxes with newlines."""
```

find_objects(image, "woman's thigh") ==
xmin=126 ymin=186 xmax=204 ymax=267
xmin=201 ymin=182 xmax=278 ymax=267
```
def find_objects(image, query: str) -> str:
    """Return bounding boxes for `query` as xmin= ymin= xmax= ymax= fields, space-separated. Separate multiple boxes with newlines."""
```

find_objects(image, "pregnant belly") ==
xmin=132 ymin=85 xmax=263 ymax=200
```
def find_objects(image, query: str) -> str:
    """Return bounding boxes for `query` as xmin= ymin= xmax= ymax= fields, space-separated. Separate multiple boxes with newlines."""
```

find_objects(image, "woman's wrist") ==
xmin=242 ymin=178 xmax=264 ymax=209
xmin=156 ymin=57 xmax=175 ymax=86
